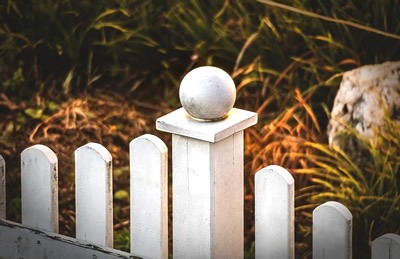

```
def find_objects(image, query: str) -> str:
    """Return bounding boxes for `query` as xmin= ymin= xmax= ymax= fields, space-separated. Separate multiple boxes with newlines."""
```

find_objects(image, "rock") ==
xmin=327 ymin=61 xmax=400 ymax=147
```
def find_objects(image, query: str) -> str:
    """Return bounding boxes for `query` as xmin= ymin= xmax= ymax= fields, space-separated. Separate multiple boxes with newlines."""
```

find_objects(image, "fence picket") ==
xmin=313 ymin=201 xmax=352 ymax=259
xmin=255 ymin=165 xmax=295 ymax=259
xmin=372 ymin=233 xmax=400 ymax=259
xmin=130 ymin=134 xmax=168 ymax=258
xmin=21 ymin=145 xmax=58 ymax=232
xmin=75 ymin=143 xmax=113 ymax=247
xmin=0 ymin=155 xmax=5 ymax=219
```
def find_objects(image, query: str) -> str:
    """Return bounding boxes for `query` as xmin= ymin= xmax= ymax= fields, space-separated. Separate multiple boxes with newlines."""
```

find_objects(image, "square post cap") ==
xmin=156 ymin=107 xmax=257 ymax=143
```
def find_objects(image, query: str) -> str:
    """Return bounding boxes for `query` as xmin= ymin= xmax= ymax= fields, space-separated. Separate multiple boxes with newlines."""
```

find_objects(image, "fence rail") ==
xmin=0 ymin=218 xmax=135 ymax=259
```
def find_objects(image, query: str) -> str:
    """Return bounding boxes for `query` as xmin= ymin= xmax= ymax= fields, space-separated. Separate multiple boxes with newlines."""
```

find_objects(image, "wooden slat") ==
xmin=372 ymin=233 xmax=400 ymax=259
xmin=212 ymin=131 xmax=244 ymax=258
xmin=313 ymin=201 xmax=352 ymax=259
xmin=255 ymin=165 xmax=295 ymax=259
xmin=130 ymin=134 xmax=168 ymax=258
xmin=0 ymin=219 xmax=138 ymax=259
xmin=173 ymin=132 xmax=244 ymax=258
xmin=21 ymin=144 xmax=58 ymax=232
xmin=172 ymin=134 xmax=212 ymax=258
xmin=75 ymin=143 xmax=113 ymax=247
xmin=0 ymin=154 xmax=5 ymax=219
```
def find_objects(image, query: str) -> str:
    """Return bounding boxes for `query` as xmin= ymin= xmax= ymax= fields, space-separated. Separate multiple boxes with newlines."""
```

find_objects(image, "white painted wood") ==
xmin=130 ymin=134 xmax=168 ymax=259
xmin=313 ymin=201 xmax=352 ymax=259
xmin=158 ymin=104 xmax=257 ymax=258
xmin=172 ymin=132 xmax=244 ymax=258
xmin=0 ymin=155 xmax=5 ymax=219
xmin=21 ymin=144 xmax=58 ymax=232
xmin=156 ymin=107 xmax=257 ymax=142
xmin=255 ymin=165 xmax=294 ymax=259
xmin=75 ymin=143 xmax=113 ymax=248
xmin=0 ymin=219 xmax=138 ymax=259
xmin=173 ymin=134 xmax=211 ymax=258
xmin=212 ymin=131 xmax=243 ymax=258
xmin=372 ymin=233 xmax=400 ymax=259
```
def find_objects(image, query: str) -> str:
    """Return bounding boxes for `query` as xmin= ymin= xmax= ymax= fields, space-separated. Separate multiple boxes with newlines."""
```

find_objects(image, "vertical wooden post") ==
xmin=255 ymin=165 xmax=294 ymax=259
xmin=157 ymin=108 xmax=257 ymax=258
xmin=0 ymin=155 xmax=5 ymax=219
xmin=313 ymin=201 xmax=352 ymax=259
xmin=21 ymin=144 xmax=59 ymax=232
xmin=75 ymin=143 xmax=113 ymax=247
xmin=372 ymin=233 xmax=400 ymax=259
xmin=130 ymin=134 xmax=168 ymax=258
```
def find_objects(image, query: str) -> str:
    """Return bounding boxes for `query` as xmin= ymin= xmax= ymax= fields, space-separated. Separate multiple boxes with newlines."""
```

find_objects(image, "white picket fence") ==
xmin=0 ymin=66 xmax=399 ymax=258
xmin=1 ymin=139 xmax=399 ymax=258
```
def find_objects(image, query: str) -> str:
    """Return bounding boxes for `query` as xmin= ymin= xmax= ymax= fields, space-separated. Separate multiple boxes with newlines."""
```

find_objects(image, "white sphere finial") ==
xmin=179 ymin=66 xmax=236 ymax=121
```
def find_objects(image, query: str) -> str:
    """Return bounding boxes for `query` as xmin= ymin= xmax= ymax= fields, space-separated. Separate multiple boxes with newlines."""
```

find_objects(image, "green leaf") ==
xmin=25 ymin=108 xmax=44 ymax=119
xmin=114 ymin=190 xmax=129 ymax=201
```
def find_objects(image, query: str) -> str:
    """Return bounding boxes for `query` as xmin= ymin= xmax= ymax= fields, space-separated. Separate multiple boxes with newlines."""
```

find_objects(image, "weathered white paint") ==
xmin=75 ymin=143 xmax=113 ymax=247
xmin=158 ymin=102 xmax=256 ymax=258
xmin=130 ymin=134 xmax=168 ymax=259
xmin=212 ymin=131 xmax=243 ymax=258
xmin=372 ymin=233 xmax=400 ymax=259
xmin=179 ymin=66 xmax=236 ymax=121
xmin=0 ymin=155 xmax=5 ymax=219
xmin=255 ymin=165 xmax=294 ymax=259
xmin=21 ymin=144 xmax=58 ymax=232
xmin=172 ymin=132 xmax=244 ymax=258
xmin=313 ymin=201 xmax=352 ymax=259
xmin=156 ymin=107 xmax=257 ymax=142
xmin=0 ymin=219 xmax=138 ymax=259
xmin=172 ymin=134 xmax=211 ymax=258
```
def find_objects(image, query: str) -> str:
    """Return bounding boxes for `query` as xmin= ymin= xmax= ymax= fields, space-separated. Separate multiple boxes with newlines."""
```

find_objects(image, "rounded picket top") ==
xmin=75 ymin=142 xmax=112 ymax=164
xmin=374 ymin=233 xmax=400 ymax=245
xmin=21 ymin=144 xmax=58 ymax=166
xmin=255 ymin=165 xmax=294 ymax=185
xmin=129 ymin=134 xmax=168 ymax=155
xmin=372 ymin=233 xmax=400 ymax=259
xmin=313 ymin=201 xmax=352 ymax=221
xmin=313 ymin=201 xmax=352 ymax=259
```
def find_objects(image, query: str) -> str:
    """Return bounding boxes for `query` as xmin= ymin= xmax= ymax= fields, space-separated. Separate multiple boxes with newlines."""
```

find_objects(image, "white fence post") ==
xmin=75 ymin=143 xmax=113 ymax=247
xmin=255 ymin=165 xmax=294 ymax=259
xmin=0 ymin=155 xmax=5 ymax=219
xmin=313 ymin=201 xmax=352 ymax=259
xmin=372 ymin=233 xmax=400 ymax=259
xmin=130 ymin=134 xmax=168 ymax=258
xmin=157 ymin=66 xmax=257 ymax=258
xmin=21 ymin=145 xmax=59 ymax=232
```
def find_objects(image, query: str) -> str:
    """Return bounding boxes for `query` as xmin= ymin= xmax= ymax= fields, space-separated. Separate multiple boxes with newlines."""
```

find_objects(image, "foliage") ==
xmin=292 ymin=116 xmax=400 ymax=258
xmin=0 ymin=0 xmax=167 ymax=95
xmin=114 ymin=228 xmax=130 ymax=252
xmin=1 ymin=0 xmax=400 ymax=257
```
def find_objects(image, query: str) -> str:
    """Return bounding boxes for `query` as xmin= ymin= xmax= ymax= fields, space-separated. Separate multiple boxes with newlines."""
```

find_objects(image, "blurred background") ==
xmin=1 ymin=0 xmax=399 ymax=258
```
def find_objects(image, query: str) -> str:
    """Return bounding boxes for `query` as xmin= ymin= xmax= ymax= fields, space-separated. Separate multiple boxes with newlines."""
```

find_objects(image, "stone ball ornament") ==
xmin=179 ymin=66 xmax=236 ymax=121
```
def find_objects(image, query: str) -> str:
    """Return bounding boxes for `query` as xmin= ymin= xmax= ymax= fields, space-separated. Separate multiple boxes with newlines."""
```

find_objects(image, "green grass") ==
xmin=292 ymin=116 xmax=400 ymax=258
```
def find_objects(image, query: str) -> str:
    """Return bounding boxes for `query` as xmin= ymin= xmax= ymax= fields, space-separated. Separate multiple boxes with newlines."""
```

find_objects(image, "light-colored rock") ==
xmin=328 ymin=61 xmax=400 ymax=147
